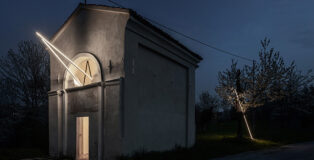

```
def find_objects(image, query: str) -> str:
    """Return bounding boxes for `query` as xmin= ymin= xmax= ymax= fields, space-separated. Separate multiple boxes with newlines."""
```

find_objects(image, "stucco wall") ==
xmin=65 ymin=87 xmax=99 ymax=158
xmin=50 ymin=6 xmax=129 ymax=91
xmin=103 ymin=80 xmax=123 ymax=159
xmin=48 ymin=6 xmax=129 ymax=159
xmin=48 ymin=94 xmax=59 ymax=157
xmin=67 ymin=87 xmax=98 ymax=113
xmin=123 ymin=18 xmax=198 ymax=154
xmin=124 ymin=44 xmax=188 ymax=153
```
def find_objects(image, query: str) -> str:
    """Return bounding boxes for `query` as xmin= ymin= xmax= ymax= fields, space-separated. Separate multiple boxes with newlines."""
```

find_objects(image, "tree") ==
xmin=195 ymin=91 xmax=220 ymax=132
xmin=216 ymin=38 xmax=313 ymax=138
xmin=0 ymin=40 xmax=49 ymax=107
xmin=0 ymin=40 xmax=50 ymax=148
xmin=215 ymin=62 xmax=247 ymax=138
xmin=198 ymin=91 xmax=220 ymax=111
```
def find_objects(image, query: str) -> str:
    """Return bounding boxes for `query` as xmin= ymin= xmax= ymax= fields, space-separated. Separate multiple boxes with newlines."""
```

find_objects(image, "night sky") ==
xmin=1 ymin=0 xmax=314 ymax=97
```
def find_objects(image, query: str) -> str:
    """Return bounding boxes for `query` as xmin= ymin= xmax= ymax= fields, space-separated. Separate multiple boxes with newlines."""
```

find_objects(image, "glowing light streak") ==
xmin=41 ymin=38 xmax=82 ymax=86
xmin=74 ymin=78 xmax=81 ymax=86
xmin=36 ymin=32 xmax=92 ymax=80
xmin=233 ymin=89 xmax=254 ymax=140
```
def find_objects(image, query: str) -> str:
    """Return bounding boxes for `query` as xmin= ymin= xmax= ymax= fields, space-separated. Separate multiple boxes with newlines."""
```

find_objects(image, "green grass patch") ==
xmin=120 ymin=121 xmax=283 ymax=160
xmin=120 ymin=120 xmax=314 ymax=160
xmin=119 ymin=136 xmax=279 ymax=160
xmin=254 ymin=124 xmax=314 ymax=144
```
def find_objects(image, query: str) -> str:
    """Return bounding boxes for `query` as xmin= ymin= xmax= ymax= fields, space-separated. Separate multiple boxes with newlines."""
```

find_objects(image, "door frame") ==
xmin=76 ymin=116 xmax=89 ymax=160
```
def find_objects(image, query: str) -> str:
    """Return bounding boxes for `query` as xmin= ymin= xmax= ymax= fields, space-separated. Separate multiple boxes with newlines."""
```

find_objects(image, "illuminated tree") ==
xmin=216 ymin=38 xmax=313 ymax=138
xmin=216 ymin=61 xmax=249 ymax=138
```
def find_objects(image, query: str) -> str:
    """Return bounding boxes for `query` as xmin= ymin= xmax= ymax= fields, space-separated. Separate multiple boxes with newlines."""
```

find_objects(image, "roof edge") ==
xmin=50 ymin=3 xmax=202 ymax=61
xmin=51 ymin=3 xmax=82 ymax=42
xmin=51 ymin=3 xmax=129 ymax=43
xmin=128 ymin=10 xmax=202 ymax=61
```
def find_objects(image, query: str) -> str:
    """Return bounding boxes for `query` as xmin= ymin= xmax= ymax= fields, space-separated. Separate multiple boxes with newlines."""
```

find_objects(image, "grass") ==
xmin=119 ymin=121 xmax=279 ymax=160
xmin=254 ymin=123 xmax=314 ymax=144
xmin=120 ymin=120 xmax=314 ymax=160
xmin=119 ymin=137 xmax=278 ymax=160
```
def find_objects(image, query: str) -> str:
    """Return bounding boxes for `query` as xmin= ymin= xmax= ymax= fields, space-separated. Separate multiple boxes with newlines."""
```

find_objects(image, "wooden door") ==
xmin=76 ymin=117 xmax=89 ymax=160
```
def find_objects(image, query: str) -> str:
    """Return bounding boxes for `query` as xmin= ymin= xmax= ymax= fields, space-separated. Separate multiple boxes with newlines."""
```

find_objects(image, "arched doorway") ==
xmin=63 ymin=53 xmax=102 ymax=160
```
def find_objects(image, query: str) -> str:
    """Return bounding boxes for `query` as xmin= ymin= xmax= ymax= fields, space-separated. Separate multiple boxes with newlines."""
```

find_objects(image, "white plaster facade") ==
xmin=48 ymin=4 xmax=202 ymax=160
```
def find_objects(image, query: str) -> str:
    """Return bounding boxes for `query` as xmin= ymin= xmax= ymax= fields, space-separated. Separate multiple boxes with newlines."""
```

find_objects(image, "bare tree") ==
xmin=0 ymin=40 xmax=49 ymax=147
xmin=198 ymin=91 xmax=220 ymax=111
xmin=196 ymin=91 xmax=220 ymax=132
xmin=0 ymin=40 xmax=49 ymax=108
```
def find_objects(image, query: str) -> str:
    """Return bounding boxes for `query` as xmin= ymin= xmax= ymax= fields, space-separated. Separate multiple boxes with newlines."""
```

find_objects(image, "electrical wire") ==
xmin=107 ymin=0 xmax=254 ymax=62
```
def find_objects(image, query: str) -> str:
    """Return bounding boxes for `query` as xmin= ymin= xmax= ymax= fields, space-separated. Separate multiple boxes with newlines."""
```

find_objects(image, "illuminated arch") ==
xmin=64 ymin=53 xmax=102 ymax=89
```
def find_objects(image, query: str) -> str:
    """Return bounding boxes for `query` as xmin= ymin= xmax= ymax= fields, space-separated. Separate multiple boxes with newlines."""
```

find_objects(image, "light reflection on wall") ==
xmin=65 ymin=53 xmax=101 ymax=89
xmin=72 ymin=58 xmax=97 ymax=86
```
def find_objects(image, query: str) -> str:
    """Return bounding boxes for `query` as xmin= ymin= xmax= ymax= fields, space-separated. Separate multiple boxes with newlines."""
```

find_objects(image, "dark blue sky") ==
xmin=1 ymin=0 xmax=313 ymax=97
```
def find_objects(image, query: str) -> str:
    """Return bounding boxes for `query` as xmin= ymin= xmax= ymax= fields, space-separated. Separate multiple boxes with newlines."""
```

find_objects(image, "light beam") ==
xmin=41 ymin=37 xmax=82 ymax=86
xmin=233 ymin=89 xmax=254 ymax=140
xmin=36 ymin=32 xmax=92 ymax=80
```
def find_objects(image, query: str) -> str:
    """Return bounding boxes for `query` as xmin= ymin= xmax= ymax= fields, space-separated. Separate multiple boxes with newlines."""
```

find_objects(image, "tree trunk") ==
xmin=237 ymin=111 xmax=243 ymax=138
xmin=251 ymin=109 xmax=256 ymax=134
xmin=236 ymin=69 xmax=243 ymax=138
